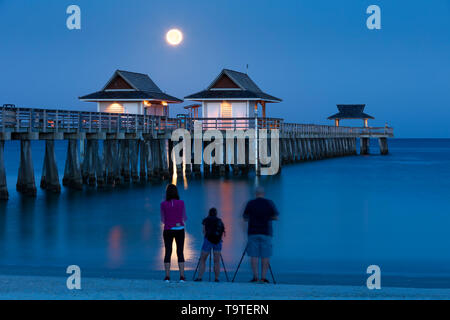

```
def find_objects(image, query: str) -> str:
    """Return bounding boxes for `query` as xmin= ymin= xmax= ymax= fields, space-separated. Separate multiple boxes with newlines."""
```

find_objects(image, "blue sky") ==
xmin=0 ymin=0 xmax=449 ymax=137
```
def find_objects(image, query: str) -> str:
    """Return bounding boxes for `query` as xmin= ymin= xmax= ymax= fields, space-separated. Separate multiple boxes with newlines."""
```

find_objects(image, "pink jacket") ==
xmin=160 ymin=200 xmax=187 ymax=230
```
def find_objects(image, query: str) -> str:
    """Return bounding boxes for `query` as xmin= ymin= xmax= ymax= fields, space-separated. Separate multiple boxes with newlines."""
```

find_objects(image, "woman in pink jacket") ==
xmin=160 ymin=184 xmax=187 ymax=282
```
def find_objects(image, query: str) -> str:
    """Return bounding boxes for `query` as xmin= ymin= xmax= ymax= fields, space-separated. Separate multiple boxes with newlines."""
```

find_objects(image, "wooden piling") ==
xmin=152 ymin=139 xmax=162 ymax=180
xmin=40 ymin=140 xmax=61 ymax=193
xmin=378 ymin=137 xmax=389 ymax=155
xmin=219 ymin=138 xmax=227 ymax=177
xmin=160 ymin=139 xmax=170 ymax=180
xmin=144 ymin=140 xmax=153 ymax=181
xmin=232 ymin=138 xmax=239 ymax=176
xmin=120 ymin=140 xmax=131 ymax=182
xmin=104 ymin=140 xmax=114 ymax=185
xmin=81 ymin=139 xmax=89 ymax=184
xmin=85 ymin=140 xmax=96 ymax=186
xmin=0 ymin=141 xmax=8 ymax=200
xmin=93 ymin=140 xmax=105 ymax=188
xmin=292 ymin=138 xmax=297 ymax=162
xmin=112 ymin=140 xmax=122 ymax=185
xmin=16 ymin=140 xmax=37 ymax=196
xmin=139 ymin=140 xmax=147 ymax=182
xmin=192 ymin=137 xmax=202 ymax=177
xmin=360 ymin=138 xmax=370 ymax=155
xmin=63 ymin=139 xmax=83 ymax=190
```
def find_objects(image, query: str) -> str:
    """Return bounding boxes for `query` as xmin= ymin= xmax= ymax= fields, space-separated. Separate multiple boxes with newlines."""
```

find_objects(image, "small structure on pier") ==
xmin=183 ymin=103 xmax=201 ymax=119
xmin=328 ymin=104 xmax=374 ymax=128
xmin=184 ymin=69 xmax=281 ymax=119
xmin=79 ymin=70 xmax=182 ymax=116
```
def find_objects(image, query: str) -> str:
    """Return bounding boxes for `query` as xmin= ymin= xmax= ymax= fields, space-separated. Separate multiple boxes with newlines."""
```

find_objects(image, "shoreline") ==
xmin=1 ymin=274 xmax=450 ymax=300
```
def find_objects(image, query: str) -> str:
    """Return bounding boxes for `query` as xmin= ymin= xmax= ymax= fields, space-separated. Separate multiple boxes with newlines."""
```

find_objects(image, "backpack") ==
xmin=206 ymin=218 xmax=225 ymax=244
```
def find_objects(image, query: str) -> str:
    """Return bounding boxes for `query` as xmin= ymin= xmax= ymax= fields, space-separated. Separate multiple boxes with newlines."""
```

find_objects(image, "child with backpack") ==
xmin=194 ymin=208 xmax=225 ymax=282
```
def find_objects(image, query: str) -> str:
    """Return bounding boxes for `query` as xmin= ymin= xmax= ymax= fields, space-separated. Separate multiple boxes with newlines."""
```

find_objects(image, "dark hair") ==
xmin=165 ymin=184 xmax=179 ymax=201
xmin=209 ymin=207 xmax=217 ymax=217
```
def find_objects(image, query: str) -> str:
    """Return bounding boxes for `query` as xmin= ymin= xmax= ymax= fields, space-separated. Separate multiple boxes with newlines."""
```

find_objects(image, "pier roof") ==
xmin=79 ymin=70 xmax=182 ymax=103
xmin=184 ymin=69 xmax=282 ymax=103
xmin=328 ymin=104 xmax=374 ymax=120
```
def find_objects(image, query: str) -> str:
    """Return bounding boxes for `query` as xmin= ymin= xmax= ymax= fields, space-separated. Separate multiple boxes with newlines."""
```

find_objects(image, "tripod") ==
xmin=193 ymin=249 xmax=229 ymax=282
xmin=231 ymin=245 xmax=276 ymax=284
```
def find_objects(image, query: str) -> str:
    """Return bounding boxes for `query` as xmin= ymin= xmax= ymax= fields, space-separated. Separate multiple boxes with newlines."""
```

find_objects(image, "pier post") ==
xmin=232 ymin=138 xmax=239 ymax=176
xmin=103 ymin=140 xmax=113 ymax=186
xmin=139 ymin=140 xmax=147 ymax=182
xmin=168 ymin=139 xmax=174 ymax=178
xmin=63 ymin=139 xmax=83 ymax=189
xmin=85 ymin=140 xmax=96 ymax=186
xmin=282 ymin=138 xmax=289 ymax=164
xmin=304 ymin=139 xmax=310 ymax=160
xmin=220 ymin=138 xmax=227 ymax=176
xmin=129 ymin=140 xmax=140 ymax=182
xmin=203 ymin=140 xmax=211 ymax=177
xmin=326 ymin=139 xmax=332 ymax=158
xmin=160 ymin=139 xmax=170 ymax=180
xmin=343 ymin=138 xmax=348 ymax=155
xmin=288 ymin=137 xmax=295 ymax=162
xmin=292 ymin=138 xmax=299 ymax=161
xmin=311 ymin=139 xmax=317 ymax=160
xmin=93 ymin=140 xmax=105 ymax=188
xmin=299 ymin=139 xmax=306 ymax=160
xmin=192 ymin=137 xmax=202 ymax=177
xmin=317 ymin=139 xmax=324 ymax=159
xmin=0 ymin=141 xmax=8 ymax=200
xmin=360 ymin=138 xmax=370 ymax=155
xmin=16 ymin=140 xmax=37 ymax=196
xmin=120 ymin=140 xmax=131 ymax=182
xmin=339 ymin=139 xmax=344 ymax=156
xmin=317 ymin=139 xmax=323 ymax=159
xmin=144 ymin=140 xmax=153 ymax=181
xmin=112 ymin=140 xmax=122 ymax=185
xmin=81 ymin=140 xmax=89 ymax=184
xmin=285 ymin=138 xmax=292 ymax=163
xmin=104 ymin=140 xmax=115 ymax=185
xmin=40 ymin=140 xmax=61 ymax=193
xmin=378 ymin=137 xmax=389 ymax=155
xmin=152 ymin=139 xmax=162 ymax=180
xmin=242 ymin=138 xmax=250 ymax=175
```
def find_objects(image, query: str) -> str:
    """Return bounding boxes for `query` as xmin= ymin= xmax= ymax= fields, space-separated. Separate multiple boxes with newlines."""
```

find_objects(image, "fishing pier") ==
xmin=0 ymin=106 xmax=393 ymax=200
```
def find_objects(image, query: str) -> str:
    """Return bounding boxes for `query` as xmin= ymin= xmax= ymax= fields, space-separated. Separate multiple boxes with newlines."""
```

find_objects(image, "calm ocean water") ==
xmin=0 ymin=139 xmax=450 ymax=288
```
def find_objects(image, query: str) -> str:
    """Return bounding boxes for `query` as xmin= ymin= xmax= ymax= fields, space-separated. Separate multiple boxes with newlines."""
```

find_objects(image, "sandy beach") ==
xmin=1 ymin=274 xmax=450 ymax=300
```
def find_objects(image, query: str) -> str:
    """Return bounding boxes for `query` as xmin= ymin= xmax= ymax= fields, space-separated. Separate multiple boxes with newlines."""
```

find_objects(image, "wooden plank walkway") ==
xmin=0 ymin=107 xmax=393 ymax=138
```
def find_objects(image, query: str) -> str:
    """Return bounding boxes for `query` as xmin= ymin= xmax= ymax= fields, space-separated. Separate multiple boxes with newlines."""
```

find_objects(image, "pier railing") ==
xmin=282 ymin=123 xmax=394 ymax=138
xmin=0 ymin=106 xmax=393 ymax=138
xmin=181 ymin=117 xmax=283 ymax=131
xmin=0 ymin=107 xmax=178 ymax=134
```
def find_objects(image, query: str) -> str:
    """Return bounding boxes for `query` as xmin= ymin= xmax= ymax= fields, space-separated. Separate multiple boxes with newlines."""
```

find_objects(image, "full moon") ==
xmin=166 ymin=29 xmax=183 ymax=46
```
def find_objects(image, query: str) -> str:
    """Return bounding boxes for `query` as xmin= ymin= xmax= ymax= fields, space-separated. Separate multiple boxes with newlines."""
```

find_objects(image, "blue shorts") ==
xmin=201 ymin=238 xmax=222 ymax=252
xmin=247 ymin=235 xmax=272 ymax=258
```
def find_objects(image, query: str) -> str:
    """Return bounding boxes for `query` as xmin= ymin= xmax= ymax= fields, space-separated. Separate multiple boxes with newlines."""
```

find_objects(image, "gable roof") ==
xmin=185 ymin=69 xmax=281 ymax=102
xmin=79 ymin=70 xmax=182 ymax=103
xmin=103 ymin=70 xmax=163 ymax=93
xmin=328 ymin=104 xmax=374 ymax=120
xmin=208 ymin=69 xmax=262 ymax=92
